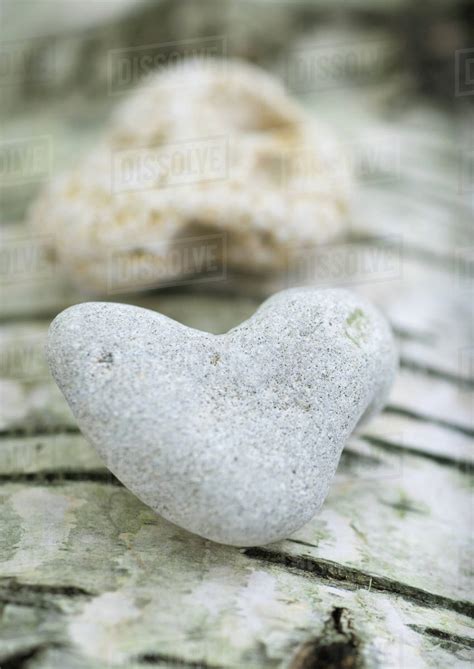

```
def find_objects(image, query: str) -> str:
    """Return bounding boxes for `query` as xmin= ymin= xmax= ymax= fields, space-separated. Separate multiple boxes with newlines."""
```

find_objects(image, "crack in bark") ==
xmin=390 ymin=321 xmax=436 ymax=348
xmin=0 ymin=643 xmax=55 ymax=669
xmin=384 ymin=405 xmax=474 ymax=437
xmin=381 ymin=498 xmax=426 ymax=515
xmin=288 ymin=538 xmax=319 ymax=549
xmin=392 ymin=326 xmax=436 ymax=345
xmin=409 ymin=625 xmax=474 ymax=649
xmin=340 ymin=448 xmax=382 ymax=468
xmin=399 ymin=357 xmax=474 ymax=389
xmin=346 ymin=233 xmax=474 ymax=278
xmin=244 ymin=548 xmax=474 ymax=618
xmin=361 ymin=435 xmax=473 ymax=473
xmin=135 ymin=652 xmax=226 ymax=668
xmin=290 ymin=607 xmax=364 ymax=669
xmin=0 ymin=469 xmax=122 ymax=486
xmin=0 ymin=425 xmax=80 ymax=438
xmin=0 ymin=577 xmax=94 ymax=611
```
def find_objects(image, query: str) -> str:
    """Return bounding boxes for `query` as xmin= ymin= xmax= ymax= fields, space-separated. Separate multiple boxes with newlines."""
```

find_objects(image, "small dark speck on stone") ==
xmin=210 ymin=352 xmax=221 ymax=365
xmin=97 ymin=352 xmax=114 ymax=364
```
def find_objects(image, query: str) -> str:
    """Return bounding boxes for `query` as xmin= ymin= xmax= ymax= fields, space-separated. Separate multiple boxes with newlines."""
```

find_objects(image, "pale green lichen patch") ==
xmin=345 ymin=308 xmax=369 ymax=348
xmin=0 ymin=495 xmax=24 ymax=563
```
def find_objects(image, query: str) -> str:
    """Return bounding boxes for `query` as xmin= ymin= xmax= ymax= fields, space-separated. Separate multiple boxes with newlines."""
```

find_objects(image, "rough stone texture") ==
xmin=29 ymin=59 xmax=352 ymax=291
xmin=46 ymin=289 xmax=396 ymax=546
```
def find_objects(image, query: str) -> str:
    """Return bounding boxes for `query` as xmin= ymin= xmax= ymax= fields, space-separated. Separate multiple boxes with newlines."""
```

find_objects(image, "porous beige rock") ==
xmin=29 ymin=59 xmax=352 ymax=292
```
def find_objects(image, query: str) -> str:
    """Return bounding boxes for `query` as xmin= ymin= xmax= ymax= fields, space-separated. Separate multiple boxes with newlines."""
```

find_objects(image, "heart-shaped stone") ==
xmin=47 ymin=288 xmax=397 ymax=546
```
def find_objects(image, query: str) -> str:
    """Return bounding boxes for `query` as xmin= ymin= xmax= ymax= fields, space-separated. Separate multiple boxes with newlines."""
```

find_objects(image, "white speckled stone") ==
xmin=46 ymin=288 xmax=397 ymax=546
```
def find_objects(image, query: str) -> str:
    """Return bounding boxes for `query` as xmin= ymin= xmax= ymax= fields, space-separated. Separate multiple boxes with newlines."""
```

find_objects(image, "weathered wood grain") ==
xmin=0 ymin=295 xmax=471 ymax=650
xmin=1 ymin=285 xmax=472 ymax=668
xmin=1 ymin=4 xmax=472 ymax=667
xmin=1 ymin=476 xmax=473 ymax=668
xmin=1 ymin=429 xmax=471 ymax=604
